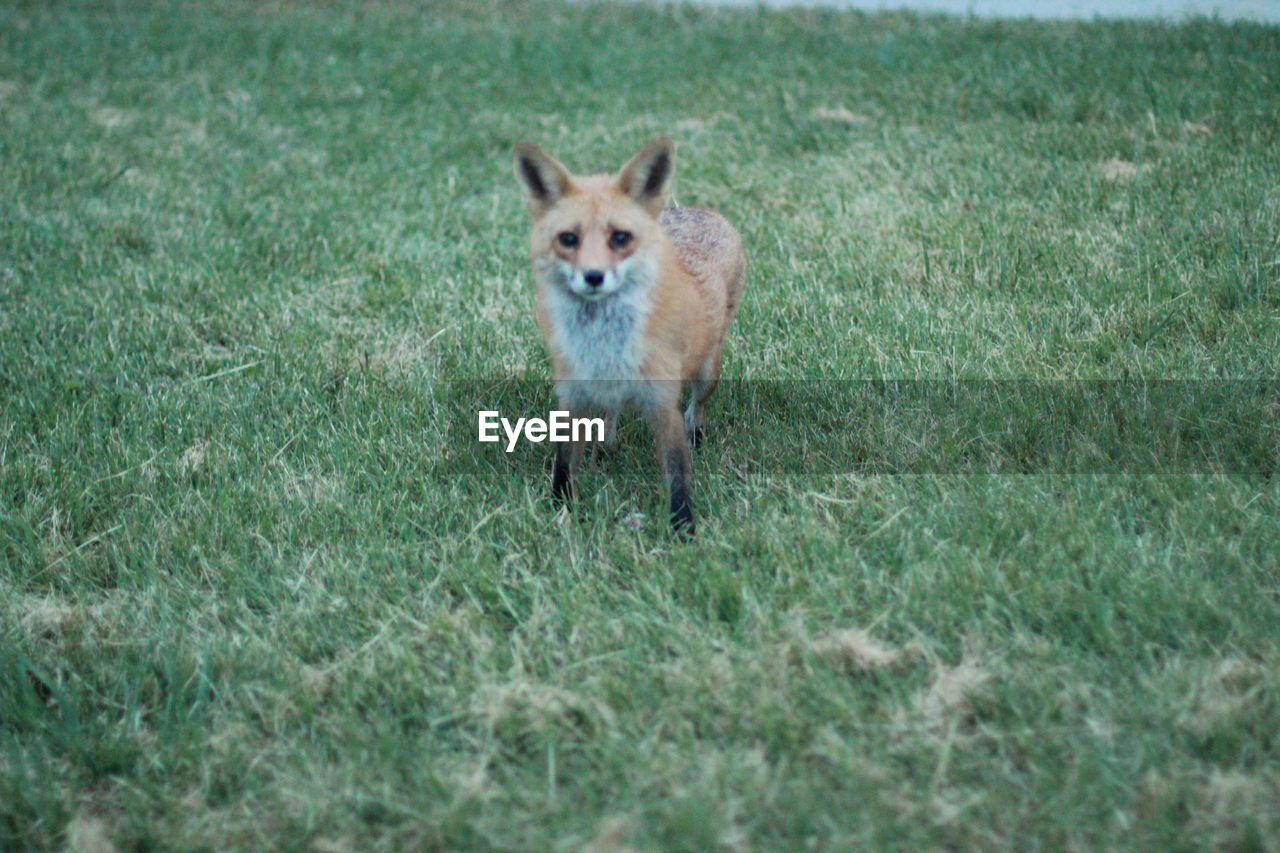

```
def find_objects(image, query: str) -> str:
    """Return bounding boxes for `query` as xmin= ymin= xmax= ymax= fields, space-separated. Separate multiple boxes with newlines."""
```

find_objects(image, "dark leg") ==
xmin=651 ymin=404 xmax=695 ymax=537
xmin=551 ymin=433 xmax=585 ymax=509
xmin=684 ymin=350 xmax=723 ymax=450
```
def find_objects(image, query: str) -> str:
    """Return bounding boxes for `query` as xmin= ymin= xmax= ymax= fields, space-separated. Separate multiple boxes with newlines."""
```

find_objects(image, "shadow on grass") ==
xmin=439 ymin=380 xmax=1278 ymax=478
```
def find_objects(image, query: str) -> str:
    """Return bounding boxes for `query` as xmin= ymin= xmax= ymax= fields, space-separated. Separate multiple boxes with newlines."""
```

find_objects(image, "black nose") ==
xmin=583 ymin=270 xmax=605 ymax=288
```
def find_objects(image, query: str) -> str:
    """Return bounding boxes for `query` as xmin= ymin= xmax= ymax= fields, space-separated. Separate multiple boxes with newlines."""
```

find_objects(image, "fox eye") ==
xmin=557 ymin=232 xmax=579 ymax=249
xmin=609 ymin=230 xmax=632 ymax=250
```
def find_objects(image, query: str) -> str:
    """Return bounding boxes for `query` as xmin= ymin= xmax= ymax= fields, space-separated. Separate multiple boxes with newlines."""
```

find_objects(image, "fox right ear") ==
xmin=513 ymin=141 xmax=572 ymax=214
xmin=617 ymin=136 xmax=675 ymax=216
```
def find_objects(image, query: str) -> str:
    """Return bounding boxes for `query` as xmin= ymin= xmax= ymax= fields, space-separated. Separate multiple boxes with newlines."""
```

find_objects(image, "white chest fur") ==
xmin=539 ymin=256 xmax=659 ymax=412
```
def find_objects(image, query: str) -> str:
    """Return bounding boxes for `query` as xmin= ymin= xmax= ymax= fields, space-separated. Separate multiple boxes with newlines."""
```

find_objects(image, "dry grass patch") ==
xmin=66 ymin=810 xmax=117 ymax=853
xmin=472 ymin=680 xmax=617 ymax=746
xmin=810 ymin=627 xmax=906 ymax=672
xmin=917 ymin=642 xmax=996 ymax=728
xmin=810 ymin=106 xmax=872 ymax=125
xmin=1097 ymin=157 xmax=1144 ymax=181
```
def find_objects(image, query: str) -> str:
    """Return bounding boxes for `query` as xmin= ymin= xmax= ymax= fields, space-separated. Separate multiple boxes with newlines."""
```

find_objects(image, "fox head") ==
xmin=513 ymin=136 xmax=674 ymax=301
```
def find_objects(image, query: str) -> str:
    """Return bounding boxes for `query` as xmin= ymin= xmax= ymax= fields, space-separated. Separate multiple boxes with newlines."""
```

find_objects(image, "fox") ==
xmin=512 ymin=136 xmax=746 ymax=536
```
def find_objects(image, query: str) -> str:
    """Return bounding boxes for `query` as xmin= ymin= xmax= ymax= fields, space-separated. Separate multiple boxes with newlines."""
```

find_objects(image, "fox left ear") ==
xmin=617 ymin=136 xmax=675 ymax=215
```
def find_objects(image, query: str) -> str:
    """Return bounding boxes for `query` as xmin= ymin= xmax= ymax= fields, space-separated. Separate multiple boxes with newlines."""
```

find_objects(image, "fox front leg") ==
xmin=551 ymin=431 xmax=585 ymax=509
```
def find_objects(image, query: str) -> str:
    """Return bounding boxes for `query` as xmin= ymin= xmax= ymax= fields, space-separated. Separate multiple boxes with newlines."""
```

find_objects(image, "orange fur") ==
xmin=513 ymin=136 xmax=746 ymax=535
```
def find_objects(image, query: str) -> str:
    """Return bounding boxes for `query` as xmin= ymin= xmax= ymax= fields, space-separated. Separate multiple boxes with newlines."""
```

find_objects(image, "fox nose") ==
xmin=583 ymin=269 xmax=605 ymax=289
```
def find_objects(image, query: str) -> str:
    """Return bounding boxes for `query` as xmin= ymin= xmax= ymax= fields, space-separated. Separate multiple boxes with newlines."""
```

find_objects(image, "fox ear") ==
xmin=513 ymin=141 xmax=572 ymax=215
xmin=617 ymin=136 xmax=675 ymax=215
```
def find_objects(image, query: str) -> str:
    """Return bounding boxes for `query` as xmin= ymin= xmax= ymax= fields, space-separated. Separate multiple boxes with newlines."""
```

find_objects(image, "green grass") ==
xmin=3 ymin=0 xmax=1279 ymax=849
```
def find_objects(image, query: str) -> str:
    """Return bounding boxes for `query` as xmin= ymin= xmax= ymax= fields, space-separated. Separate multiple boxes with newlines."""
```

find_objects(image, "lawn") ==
xmin=2 ymin=0 xmax=1278 ymax=849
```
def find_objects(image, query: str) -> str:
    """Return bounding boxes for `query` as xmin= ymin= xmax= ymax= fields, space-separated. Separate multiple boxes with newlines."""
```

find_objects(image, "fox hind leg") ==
xmin=683 ymin=349 xmax=722 ymax=449
xmin=650 ymin=403 xmax=695 ymax=537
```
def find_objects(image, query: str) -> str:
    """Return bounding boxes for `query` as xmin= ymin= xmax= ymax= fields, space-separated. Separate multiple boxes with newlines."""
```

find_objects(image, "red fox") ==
xmin=512 ymin=136 xmax=746 ymax=536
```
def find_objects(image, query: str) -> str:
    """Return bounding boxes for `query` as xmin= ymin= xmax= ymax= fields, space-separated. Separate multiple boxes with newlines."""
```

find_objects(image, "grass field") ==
xmin=2 ymin=0 xmax=1279 ymax=849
